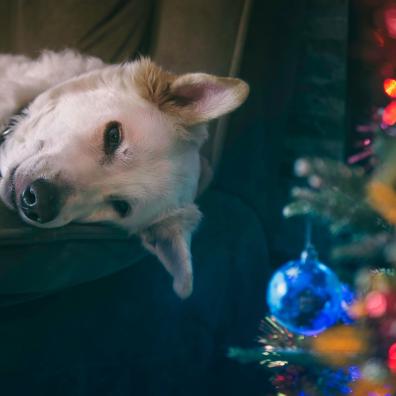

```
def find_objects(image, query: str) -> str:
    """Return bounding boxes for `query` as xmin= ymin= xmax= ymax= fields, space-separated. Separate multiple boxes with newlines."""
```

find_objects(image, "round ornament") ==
xmin=267 ymin=247 xmax=344 ymax=336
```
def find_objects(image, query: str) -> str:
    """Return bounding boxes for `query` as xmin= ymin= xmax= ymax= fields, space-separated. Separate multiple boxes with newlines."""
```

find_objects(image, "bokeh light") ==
xmin=388 ymin=342 xmax=396 ymax=373
xmin=385 ymin=5 xmax=396 ymax=39
xmin=382 ymin=101 xmax=396 ymax=125
xmin=365 ymin=291 xmax=387 ymax=318
xmin=312 ymin=325 xmax=366 ymax=365
xmin=384 ymin=79 xmax=396 ymax=98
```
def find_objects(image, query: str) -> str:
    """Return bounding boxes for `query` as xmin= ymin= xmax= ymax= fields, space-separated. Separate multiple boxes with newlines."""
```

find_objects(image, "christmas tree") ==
xmin=230 ymin=2 xmax=396 ymax=395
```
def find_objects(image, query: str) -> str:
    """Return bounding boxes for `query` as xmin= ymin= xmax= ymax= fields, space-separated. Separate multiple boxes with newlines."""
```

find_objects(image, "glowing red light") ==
xmin=388 ymin=342 xmax=396 ymax=373
xmin=385 ymin=5 xmax=396 ymax=38
xmin=384 ymin=79 xmax=396 ymax=98
xmin=365 ymin=291 xmax=387 ymax=317
xmin=363 ymin=139 xmax=371 ymax=146
xmin=383 ymin=101 xmax=396 ymax=126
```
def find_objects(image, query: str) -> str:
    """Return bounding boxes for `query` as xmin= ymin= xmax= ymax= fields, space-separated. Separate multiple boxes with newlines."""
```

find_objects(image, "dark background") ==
xmin=218 ymin=0 xmax=348 ymax=264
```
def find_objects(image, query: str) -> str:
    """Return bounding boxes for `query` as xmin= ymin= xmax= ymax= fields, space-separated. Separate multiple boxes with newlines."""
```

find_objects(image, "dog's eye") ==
xmin=110 ymin=199 xmax=131 ymax=218
xmin=104 ymin=122 xmax=122 ymax=155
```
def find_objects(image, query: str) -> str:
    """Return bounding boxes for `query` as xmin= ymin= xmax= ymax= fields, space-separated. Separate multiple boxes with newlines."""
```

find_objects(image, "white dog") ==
xmin=0 ymin=50 xmax=249 ymax=298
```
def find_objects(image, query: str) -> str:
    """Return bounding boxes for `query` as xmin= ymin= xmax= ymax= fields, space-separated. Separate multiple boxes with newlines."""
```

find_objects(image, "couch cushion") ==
xmin=0 ymin=202 xmax=129 ymax=245
xmin=0 ymin=0 xmax=154 ymax=62
xmin=150 ymin=0 xmax=252 ymax=170
xmin=0 ymin=200 xmax=149 ymax=300
xmin=0 ymin=189 xmax=270 ymax=395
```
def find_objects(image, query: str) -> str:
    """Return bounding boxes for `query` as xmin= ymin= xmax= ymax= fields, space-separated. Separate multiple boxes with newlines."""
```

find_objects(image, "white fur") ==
xmin=0 ymin=50 xmax=104 ymax=129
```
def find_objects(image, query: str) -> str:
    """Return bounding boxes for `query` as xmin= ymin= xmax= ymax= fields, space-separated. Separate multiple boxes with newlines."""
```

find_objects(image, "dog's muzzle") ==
xmin=20 ymin=179 xmax=62 ymax=224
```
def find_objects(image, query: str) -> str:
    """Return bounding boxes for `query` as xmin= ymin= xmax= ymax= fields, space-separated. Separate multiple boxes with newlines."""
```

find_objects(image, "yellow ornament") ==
xmin=350 ymin=378 xmax=395 ymax=396
xmin=311 ymin=325 xmax=367 ymax=366
xmin=367 ymin=181 xmax=396 ymax=224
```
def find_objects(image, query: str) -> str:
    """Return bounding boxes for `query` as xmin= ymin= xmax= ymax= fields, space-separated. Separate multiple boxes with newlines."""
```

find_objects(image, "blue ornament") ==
xmin=267 ymin=246 xmax=344 ymax=336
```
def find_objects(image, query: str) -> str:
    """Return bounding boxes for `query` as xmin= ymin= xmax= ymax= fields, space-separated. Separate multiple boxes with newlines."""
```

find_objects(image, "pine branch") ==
xmin=284 ymin=158 xmax=391 ymax=235
xmin=227 ymin=347 xmax=263 ymax=364
xmin=331 ymin=233 xmax=391 ymax=262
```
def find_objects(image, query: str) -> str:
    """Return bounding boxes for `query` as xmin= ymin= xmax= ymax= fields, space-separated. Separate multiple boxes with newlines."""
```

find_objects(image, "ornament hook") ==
xmin=301 ymin=217 xmax=318 ymax=262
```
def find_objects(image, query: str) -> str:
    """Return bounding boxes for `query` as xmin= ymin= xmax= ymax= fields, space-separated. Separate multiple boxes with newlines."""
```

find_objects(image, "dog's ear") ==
xmin=166 ymin=73 xmax=250 ymax=125
xmin=139 ymin=204 xmax=202 ymax=299
xmin=134 ymin=59 xmax=249 ymax=125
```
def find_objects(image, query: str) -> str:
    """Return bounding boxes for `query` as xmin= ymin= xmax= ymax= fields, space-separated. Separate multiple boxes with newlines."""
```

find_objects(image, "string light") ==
xmin=385 ymin=5 xmax=396 ymax=39
xmin=384 ymin=79 xmax=396 ymax=98
xmin=388 ymin=342 xmax=396 ymax=373
xmin=382 ymin=101 xmax=396 ymax=125
xmin=365 ymin=291 xmax=387 ymax=318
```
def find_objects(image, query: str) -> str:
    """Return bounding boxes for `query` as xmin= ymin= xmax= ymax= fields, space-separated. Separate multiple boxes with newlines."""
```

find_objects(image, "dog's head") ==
xmin=0 ymin=57 xmax=249 ymax=297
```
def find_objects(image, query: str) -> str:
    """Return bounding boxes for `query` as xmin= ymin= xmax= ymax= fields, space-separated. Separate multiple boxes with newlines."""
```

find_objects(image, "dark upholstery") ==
xmin=0 ymin=201 xmax=146 ymax=298
xmin=0 ymin=0 xmax=153 ymax=62
xmin=0 ymin=191 xmax=270 ymax=395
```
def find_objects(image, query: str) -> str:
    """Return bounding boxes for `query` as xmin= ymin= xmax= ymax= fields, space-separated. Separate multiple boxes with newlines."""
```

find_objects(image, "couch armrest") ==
xmin=0 ymin=203 xmax=128 ymax=246
xmin=0 ymin=202 xmax=148 ymax=300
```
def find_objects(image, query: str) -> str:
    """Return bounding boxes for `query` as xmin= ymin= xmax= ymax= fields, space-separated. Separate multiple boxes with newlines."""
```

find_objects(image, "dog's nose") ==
xmin=20 ymin=179 xmax=61 ymax=223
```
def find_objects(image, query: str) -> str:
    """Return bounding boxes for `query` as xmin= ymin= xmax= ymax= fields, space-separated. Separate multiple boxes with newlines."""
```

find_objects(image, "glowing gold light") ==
xmin=384 ymin=79 xmax=396 ymax=98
